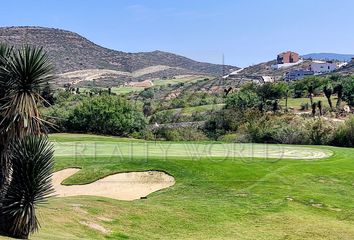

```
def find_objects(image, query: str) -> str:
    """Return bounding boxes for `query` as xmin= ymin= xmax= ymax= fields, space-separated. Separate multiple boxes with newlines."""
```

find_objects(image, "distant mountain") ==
xmin=302 ymin=53 xmax=354 ymax=62
xmin=0 ymin=26 xmax=237 ymax=86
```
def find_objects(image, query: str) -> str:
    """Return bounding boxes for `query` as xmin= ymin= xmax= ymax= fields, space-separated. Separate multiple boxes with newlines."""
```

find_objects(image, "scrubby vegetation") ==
xmin=204 ymin=76 xmax=354 ymax=146
xmin=42 ymin=74 xmax=354 ymax=147
xmin=66 ymin=96 xmax=146 ymax=136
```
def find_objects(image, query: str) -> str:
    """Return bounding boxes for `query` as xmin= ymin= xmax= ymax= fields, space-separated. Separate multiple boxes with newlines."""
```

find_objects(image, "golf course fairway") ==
xmin=14 ymin=134 xmax=354 ymax=239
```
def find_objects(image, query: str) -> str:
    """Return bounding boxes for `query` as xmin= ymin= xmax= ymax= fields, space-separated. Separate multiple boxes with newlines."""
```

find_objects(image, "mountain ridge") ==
xmin=0 ymin=26 xmax=237 ymax=85
xmin=302 ymin=53 xmax=354 ymax=62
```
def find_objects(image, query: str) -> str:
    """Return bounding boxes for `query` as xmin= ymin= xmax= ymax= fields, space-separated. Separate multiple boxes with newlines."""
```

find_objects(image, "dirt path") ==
xmin=52 ymin=168 xmax=175 ymax=200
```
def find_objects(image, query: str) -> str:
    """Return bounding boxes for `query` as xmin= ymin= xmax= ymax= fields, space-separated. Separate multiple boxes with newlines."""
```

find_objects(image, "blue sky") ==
xmin=1 ymin=0 xmax=354 ymax=67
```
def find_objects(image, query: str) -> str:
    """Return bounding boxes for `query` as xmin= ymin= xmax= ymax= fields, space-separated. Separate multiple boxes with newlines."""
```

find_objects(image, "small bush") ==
xmin=300 ymin=103 xmax=309 ymax=111
xmin=157 ymin=127 xmax=208 ymax=141
xmin=305 ymin=118 xmax=334 ymax=145
xmin=139 ymin=88 xmax=155 ymax=99
xmin=273 ymin=119 xmax=307 ymax=144
xmin=218 ymin=133 xmax=238 ymax=142
xmin=332 ymin=116 xmax=354 ymax=147
xmin=150 ymin=110 xmax=178 ymax=124
xmin=240 ymin=115 xmax=277 ymax=143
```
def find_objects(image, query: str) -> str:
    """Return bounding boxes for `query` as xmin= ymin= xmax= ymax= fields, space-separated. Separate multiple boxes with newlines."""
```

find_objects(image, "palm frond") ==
xmin=0 ymin=45 xmax=55 ymax=137
xmin=1 ymin=136 xmax=54 ymax=238
xmin=0 ymin=43 xmax=13 ymax=100
xmin=0 ymin=43 xmax=12 ymax=65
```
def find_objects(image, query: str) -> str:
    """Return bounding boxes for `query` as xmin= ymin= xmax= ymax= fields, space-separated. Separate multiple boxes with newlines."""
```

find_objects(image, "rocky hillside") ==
xmin=237 ymin=59 xmax=312 ymax=77
xmin=0 ymin=26 xmax=237 ymax=86
xmin=333 ymin=60 xmax=354 ymax=75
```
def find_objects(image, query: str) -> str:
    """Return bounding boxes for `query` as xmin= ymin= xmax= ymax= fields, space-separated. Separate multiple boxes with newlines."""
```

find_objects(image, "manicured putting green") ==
xmin=51 ymin=134 xmax=332 ymax=160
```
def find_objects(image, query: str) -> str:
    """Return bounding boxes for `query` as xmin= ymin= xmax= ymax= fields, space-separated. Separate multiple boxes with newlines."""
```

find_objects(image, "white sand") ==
xmin=52 ymin=168 xmax=175 ymax=200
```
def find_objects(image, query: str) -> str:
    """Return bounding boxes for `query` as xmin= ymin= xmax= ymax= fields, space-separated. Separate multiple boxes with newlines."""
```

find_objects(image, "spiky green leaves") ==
xmin=0 ymin=45 xmax=54 ymax=137
xmin=2 ymin=45 xmax=54 ymax=91
xmin=1 ymin=136 xmax=54 ymax=239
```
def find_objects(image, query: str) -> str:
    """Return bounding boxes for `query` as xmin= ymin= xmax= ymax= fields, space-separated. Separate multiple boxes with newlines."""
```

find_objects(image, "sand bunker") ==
xmin=52 ymin=168 xmax=175 ymax=200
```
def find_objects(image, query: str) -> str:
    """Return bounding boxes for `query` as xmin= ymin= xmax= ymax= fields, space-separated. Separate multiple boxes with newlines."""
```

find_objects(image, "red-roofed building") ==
xmin=277 ymin=51 xmax=299 ymax=64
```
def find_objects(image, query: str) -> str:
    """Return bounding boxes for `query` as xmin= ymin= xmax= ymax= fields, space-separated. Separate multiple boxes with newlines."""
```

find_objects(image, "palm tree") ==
xmin=323 ymin=84 xmax=333 ymax=111
xmin=317 ymin=100 xmax=323 ymax=116
xmin=311 ymin=102 xmax=317 ymax=117
xmin=334 ymin=84 xmax=343 ymax=110
xmin=0 ymin=43 xmax=13 ymax=191
xmin=308 ymin=85 xmax=315 ymax=106
xmin=0 ymin=44 xmax=55 ymax=239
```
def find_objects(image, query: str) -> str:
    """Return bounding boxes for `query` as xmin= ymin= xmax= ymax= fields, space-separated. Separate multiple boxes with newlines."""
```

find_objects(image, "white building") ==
xmin=310 ymin=61 xmax=337 ymax=74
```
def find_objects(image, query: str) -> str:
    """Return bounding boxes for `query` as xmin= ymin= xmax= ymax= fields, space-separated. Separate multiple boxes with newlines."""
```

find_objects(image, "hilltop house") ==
xmin=272 ymin=51 xmax=302 ymax=70
xmin=284 ymin=69 xmax=314 ymax=81
xmin=310 ymin=61 xmax=337 ymax=74
xmin=277 ymin=51 xmax=299 ymax=64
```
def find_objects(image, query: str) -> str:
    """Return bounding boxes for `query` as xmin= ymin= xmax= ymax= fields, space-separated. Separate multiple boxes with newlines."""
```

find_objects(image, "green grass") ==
xmin=51 ymin=133 xmax=331 ymax=162
xmin=111 ymin=86 xmax=145 ymax=95
xmin=178 ymin=104 xmax=224 ymax=115
xmin=279 ymin=96 xmax=332 ymax=110
xmin=6 ymin=133 xmax=354 ymax=239
xmin=152 ymin=76 xmax=208 ymax=87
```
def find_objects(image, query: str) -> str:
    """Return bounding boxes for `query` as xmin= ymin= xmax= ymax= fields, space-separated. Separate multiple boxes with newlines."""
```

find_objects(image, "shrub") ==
xmin=139 ymin=88 xmax=155 ymax=99
xmin=273 ymin=118 xmax=307 ymax=144
xmin=150 ymin=110 xmax=180 ymax=124
xmin=204 ymin=109 xmax=263 ymax=140
xmin=130 ymin=129 xmax=155 ymax=140
xmin=66 ymin=96 xmax=147 ymax=136
xmin=237 ymin=114 xmax=328 ymax=145
xmin=171 ymin=98 xmax=187 ymax=108
xmin=341 ymin=77 xmax=354 ymax=106
xmin=218 ymin=133 xmax=238 ymax=142
xmin=332 ymin=116 xmax=354 ymax=147
xmin=300 ymin=103 xmax=309 ymax=111
xmin=240 ymin=115 xmax=277 ymax=143
xmin=226 ymin=90 xmax=261 ymax=110
xmin=305 ymin=118 xmax=334 ymax=145
xmin=157 ymin=127 xmax=208 ymax=141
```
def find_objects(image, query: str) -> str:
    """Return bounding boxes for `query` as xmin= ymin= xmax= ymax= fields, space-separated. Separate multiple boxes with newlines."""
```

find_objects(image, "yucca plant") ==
xmin=0 ymin=43 xmax=13 ymax=189
xmin=323 ymin=84 xmax=333 ymax=111
xmin=1 ymin=136 xmax=54 ymax=239
xmin=0 ymin=45 xmax=54 ymax=137
xmin=0 ymin=44 xmax=55 ymax=239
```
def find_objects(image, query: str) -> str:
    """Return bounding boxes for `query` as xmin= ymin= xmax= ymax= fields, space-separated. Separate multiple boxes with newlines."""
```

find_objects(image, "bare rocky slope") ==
xmin=0 ymin=26 xmax=237 ymax=86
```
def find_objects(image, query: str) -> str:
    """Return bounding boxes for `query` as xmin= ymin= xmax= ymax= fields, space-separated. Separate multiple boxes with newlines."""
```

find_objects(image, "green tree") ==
xmin=67 ymin=96 xmax=147 ymax=136
xmin=143 ymin=101 xmax=154 ymax=116
xmin=323 ymin=83 xmax=334 ymax=110
xmin=341 ymin=77 xmax=354 ymax=106
xmin=225 ymin=90 xmax=261 ymax=110
xmin=139 ymin=88 xmax=154 ymax=99
xmin=256 ymin=82 xmax=287 ymax=112
xmin=334 ymin=83 xmax=344 ymax=109
xmin=305 ymin=77 xmax=324 ymax=105
xmin=41 ymin=82 xmax=55 ymax=106
xmin=292 ymin=77 xmax=324 ymax=105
